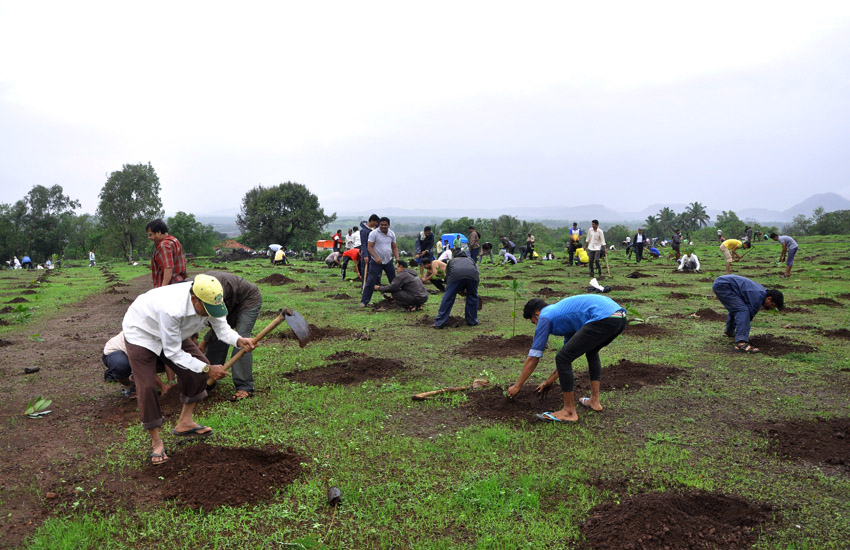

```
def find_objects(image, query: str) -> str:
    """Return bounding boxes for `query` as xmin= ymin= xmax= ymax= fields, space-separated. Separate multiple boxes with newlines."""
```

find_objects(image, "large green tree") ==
xmin=656 ymin=206 xmax=677 ymax=237
xmin=237 ymin=182 xmax=335 ymax=249
xmin=97 ymin=163 xmax=164 ymax=262
xmin=13 ymin=185 xmax=81 ymax=260
xmin=167 ymin=211 xmax=223 ymax=256
xmin=686 ymin=201 xmax=710 ymax=228
xmin=715 ymin=210 xmax=746 ymax=239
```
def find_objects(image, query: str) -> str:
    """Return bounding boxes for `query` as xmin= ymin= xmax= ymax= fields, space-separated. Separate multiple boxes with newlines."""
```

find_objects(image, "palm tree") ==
xmin=644 ymin=215 xmax=660 ymax=237
xmin=686 ymin=202 xmax=710 ymax=228
xmin=656 ymin=207 xmax=677 ymax=237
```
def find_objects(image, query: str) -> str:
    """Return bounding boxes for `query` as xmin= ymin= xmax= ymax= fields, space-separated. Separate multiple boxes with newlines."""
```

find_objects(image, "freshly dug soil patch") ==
xmin=619 ymin=297 xmax=649 ymax=304
xmin=6 ymin=297 xmax=29 ymax=303
xmin=457 ymin=335 xmax=533 ymax=357
xmin=479 ymin=295 xmax=507 ymax=303
xmin=783 ymin=306 xmax=812 ymax=314
xmin=652 ymin=281 xmax=684 ymax=288
xmin=536 ymin=287 xmax=563 ymax=297
xmin=625 ymin=271 xmax=652 ymax=278
xmin=747 ymin=334 xmax=817 ymax=356
xmin=328 ymin=293 xmax=353 ymax=299
xmin=668 ymin=292 xmax=690 ymax=300
xmin=21 ymin=290 xmax=37 ymax=295
xmin=326 ymin=350 xmax=366 ymax=361
xmin=414 ymin=314 xmax=467 ymax=328
xmin=760 ymin=417 xmax=850 ymax=471
xmin=143 ymin=443 xmax=304 ymax=510
xmin=481 ymin=283 xmax=503 ymax=289
xmin=0 ymin=338 xmax=13 ymax=347
xmin=836 ymin=293 xmax=850 ymax=300
xmin=0 ymin=306 xmax=12 ymax=314
xmin=257 ymin=273 xmax=296 ymax=285
xmin=822 ymin=328 xmax=850 ymax=340
xmin=580 ymin=490 xmax=774 ymax=550
xmin=0 ymin=319 xmax=9 ymax=326
xmin=285 ymin=355 xmax=404 ymax=386
xmin=297 ymin=285 xmax=317 ymax=292
xmin=623 ymin=323 xmax=670 ymax=337
xmin=533 ymin=279 xmax=561 ymax=284
xmin=464 ymin=361 xmax=681 ymax=422
xmin=686 ymin=308 xmax=726 ymax=321
xmin=277 ymin=324 xmax=353 ymax=341
xmin=796 ymin=297 xmax=842 ymax=307
xmin=610 ymin=285 xmax=635 ymax=291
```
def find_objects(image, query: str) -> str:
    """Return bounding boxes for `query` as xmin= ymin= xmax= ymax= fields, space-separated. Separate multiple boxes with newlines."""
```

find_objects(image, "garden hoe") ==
xmin=412 ymin=378 xmax=489 ymax=400
xmin=206 ymin=308 xmax=310 ymax=386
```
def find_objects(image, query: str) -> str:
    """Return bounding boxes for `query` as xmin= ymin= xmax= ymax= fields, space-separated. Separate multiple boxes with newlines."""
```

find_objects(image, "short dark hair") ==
xmin=592 ymin=219 xmax=599 ymax=225
xmin=424 ymin=226 xmax=431 ymax=232
xmin=523 ymin=299 xmax=548 ymax=319
xmin=572 ymin=222 xmax=577 ymax=226
xmin=397 ymin=259 xmax=408 ymax=268
xmin=468 ymin=226 xmax=475 ymax=230
xmin=379 ymin=216 xmax=391 ymax=225
xmin=146 ymin=218 xmax=168 ymax=234
xmin=421 ymin=257 xmax=432 ymax=265
xmin=368 ymin=214 xmax=380 ymax=222
xmin=769 ymin=232 xmax=778 ymax=239
xmin=353 ymin=226 xmax=358 ymax=231
xmin=766 ymin=289 xmax=784 ymax=310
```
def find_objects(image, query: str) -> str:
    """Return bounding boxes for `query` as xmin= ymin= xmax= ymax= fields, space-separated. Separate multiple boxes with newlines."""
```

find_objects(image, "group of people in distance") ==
xmin=94 ymin=214 xmax=792 ymax=463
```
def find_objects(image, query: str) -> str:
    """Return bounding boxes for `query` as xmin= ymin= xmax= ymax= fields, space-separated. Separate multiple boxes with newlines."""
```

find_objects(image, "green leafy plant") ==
xmin=25 ymin=396 xmax=52 ymax=418
xmin=503 ymin=278 xmax=525 ymax=337
xmin=29 ymin=334 xmax=44 ymax=342
xmin=624 ymin=304 xmax=657 ymax=325
xmin=13 ymin=304 xmax=32 ymax=324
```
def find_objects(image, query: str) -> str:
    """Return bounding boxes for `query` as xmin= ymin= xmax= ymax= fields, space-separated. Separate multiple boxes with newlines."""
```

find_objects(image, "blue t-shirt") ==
xmin=528 ymin=295 xmax=625 ymax=357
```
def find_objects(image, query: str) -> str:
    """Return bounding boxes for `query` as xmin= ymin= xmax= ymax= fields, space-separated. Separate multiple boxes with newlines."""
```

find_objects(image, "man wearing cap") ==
xmin=712 ymin=274 xmax=784 ymax=353
xmin=122 ymin=274 xmax=256 ymax=464
xmin=146 ymin=218 xmax=187 ymax=287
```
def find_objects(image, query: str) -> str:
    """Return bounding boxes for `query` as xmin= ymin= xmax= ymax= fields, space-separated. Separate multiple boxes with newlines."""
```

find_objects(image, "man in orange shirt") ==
xmin=146 ymin=219 xmax=187 ymax=288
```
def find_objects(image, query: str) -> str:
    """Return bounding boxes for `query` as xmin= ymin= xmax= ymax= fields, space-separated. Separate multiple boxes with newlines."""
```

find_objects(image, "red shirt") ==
xmin=342 ymin=248 xmax=360 ymax=262
xmin=151 ymin=235 xmax=187 ymax=287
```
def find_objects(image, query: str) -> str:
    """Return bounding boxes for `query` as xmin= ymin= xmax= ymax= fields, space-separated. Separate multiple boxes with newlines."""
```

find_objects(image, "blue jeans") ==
xmin=102 ymin=351 xmax=132 ymax=383
xmin=470 ymin=248 xmax=480 ymax=263
xmin=434 ymin=278 xmax=479 ymax=327
xmin=204 ymin=305 xmax=261 ymax=392
xmin=713 ymin=281 xmax=755 ymax=343
xmin=361 ymin=260 xmax=395 ymax=305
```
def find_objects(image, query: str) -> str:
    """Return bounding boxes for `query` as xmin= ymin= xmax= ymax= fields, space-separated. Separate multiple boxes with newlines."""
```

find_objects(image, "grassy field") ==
xmin=6 ymin=236 xmax=850 ymax=549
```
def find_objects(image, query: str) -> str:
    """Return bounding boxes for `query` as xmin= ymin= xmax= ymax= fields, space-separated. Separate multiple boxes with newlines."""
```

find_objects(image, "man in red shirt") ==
xmin=146 ymin=218 xmax=187 ymax=288
xmin=341 ymin=247 xmax=361 ymax=281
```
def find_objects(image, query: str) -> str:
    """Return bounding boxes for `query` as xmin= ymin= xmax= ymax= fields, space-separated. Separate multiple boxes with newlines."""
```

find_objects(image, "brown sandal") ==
xmin=735 ymin=342 xmax=760 ymax=353
xmin=230 ymin=390 xmax=254 ymax=401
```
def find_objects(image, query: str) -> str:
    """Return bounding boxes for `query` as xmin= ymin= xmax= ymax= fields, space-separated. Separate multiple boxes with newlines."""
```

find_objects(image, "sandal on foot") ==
xmin=578 ymin=397 xmax=593 ymax=409
xmin=735 ymin=342 xmax=760 ymax=353
xmin=171 ymin=425 xmax=214 ymax=438
xmin=150 ymin=449 xmax=169 ymax=465
xmin=229 ymin=390 xmax=253 ymax=402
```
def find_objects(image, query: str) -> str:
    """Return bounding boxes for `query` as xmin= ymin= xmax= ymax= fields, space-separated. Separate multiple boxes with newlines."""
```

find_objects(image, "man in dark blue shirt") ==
xmin=507 ymin=295 xmax=627 ymax=422
xmin=712 ymin=275 xmax=783 ymax=353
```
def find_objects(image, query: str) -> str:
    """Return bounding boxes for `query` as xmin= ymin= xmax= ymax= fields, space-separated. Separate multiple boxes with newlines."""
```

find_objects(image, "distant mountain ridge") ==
xmin=197 ymin=192 xmax=850 ymax=230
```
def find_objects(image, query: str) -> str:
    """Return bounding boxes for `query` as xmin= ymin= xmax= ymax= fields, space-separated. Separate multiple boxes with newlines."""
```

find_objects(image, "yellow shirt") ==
xmin=722 ymin=239 xmax=742 ymax=251
xmin=577 ymin=248 xmax=589 ymax=263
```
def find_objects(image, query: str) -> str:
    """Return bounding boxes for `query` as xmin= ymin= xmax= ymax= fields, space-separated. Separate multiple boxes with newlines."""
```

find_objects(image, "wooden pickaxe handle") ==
xmin=412 ymin=386 xmax=469 ymax=400
xmin=206 ymin=309 xmax=288 ymax=385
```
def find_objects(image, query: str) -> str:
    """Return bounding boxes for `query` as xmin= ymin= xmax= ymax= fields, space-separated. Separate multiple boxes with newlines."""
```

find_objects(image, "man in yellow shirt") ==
xmin=720 ymin=238 xmax=744 ymax=275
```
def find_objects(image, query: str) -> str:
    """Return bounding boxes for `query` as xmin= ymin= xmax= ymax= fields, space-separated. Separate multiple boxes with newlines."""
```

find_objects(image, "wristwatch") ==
xmin=202 ymin=365 xmax=210 ymax=373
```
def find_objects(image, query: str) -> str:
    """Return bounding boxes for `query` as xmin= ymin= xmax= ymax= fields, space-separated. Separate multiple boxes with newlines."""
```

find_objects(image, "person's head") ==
xmin=379 ymin=217 xmax=390 ymax=232
xmin=352 ymin=226 xmax=358 ymax=232
xmin=523 ymin=298 xmax=548 ymax=323
xmin=769 ymin=232 xmax=779 ymax=241
xmin=572 ymin=222 xmax=578 ymax=228
xmin=500 ymin=236 xmax=506 ymax=242
xmin=528 ymin=233 xmax=532 ymax=237
xmin=347 ymin=228 xmax=352 ymax=235
xmin=368 ymin=214 xmax=380 ymax=227
xmin=146 ymin=219 xmax=169 ymax=242
xmin=421 ymin=257 xmax=432 ymax=267
xmin=190 ymin=274 xmax=227 ymax=318
xmin=424 ymin=226 xmax=431 ymax=234
xmin=396 ymin=259 xmax=408 ymax=271
xmin=468 ymin=226 xmax=475 ymax=232
xmin=592 ymin=219 xmax=599 ymax=229
xmin=742 ymin=241 xmax=751 ymax=249
xmin=336 ymin=229 xmax=342 ymax=234
xmin=764 ymin=289 xmax=785 ymax=311
xmin=675 ymin=229 xmax=681 ymax=234
xmin=637 ymin=228 xmax=643 ymax=233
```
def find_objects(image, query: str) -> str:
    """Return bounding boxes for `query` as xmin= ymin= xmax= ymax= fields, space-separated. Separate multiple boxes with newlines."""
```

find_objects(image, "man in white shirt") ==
xmin=122 ymin=274 xmax=256 ymax=465
xmin=585 ymin=220 xmax=607 ymax=278
xmin=677 ymin=253 xmax=701 ymax=272
xmin=360 ymin=217 xmax=399 ymax=307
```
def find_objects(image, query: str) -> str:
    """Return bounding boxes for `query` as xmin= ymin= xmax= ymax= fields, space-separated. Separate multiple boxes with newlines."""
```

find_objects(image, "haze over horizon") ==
xmin=3 ymin=1 xmax=850 ymax=217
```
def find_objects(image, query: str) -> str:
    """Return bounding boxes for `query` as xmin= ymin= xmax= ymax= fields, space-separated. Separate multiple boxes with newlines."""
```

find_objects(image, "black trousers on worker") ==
xmin=555 ymin=316 xmax=627 ymax=393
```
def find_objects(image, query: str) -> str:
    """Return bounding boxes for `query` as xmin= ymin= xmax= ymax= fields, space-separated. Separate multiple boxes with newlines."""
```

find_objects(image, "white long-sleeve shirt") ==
xmin=585 ymin=227 xmax=606 ymax=251
xmin=677 ymin=254 xmax=701 ymax=272
xmin=122 ymin=283 xmax=240 ymax=373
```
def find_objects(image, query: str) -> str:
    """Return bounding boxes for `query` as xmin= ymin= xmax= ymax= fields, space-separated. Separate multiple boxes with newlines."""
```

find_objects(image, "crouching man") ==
xmin=712 ymin=275 xmax=784 ymax=353
xmin=507 ymin=295 xmax=627 ymax=422
xmin=375 ymin=260 xmax=429 ymax=311
xmin=122 ymin=274 xmax=256 ymax=465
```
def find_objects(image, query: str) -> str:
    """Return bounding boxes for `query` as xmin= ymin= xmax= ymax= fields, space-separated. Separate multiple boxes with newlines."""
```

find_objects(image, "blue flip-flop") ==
xmin=535 ymin=412 xmax=565 ymax=423
xmin=171 ymin=425 xmax=214 ymax=438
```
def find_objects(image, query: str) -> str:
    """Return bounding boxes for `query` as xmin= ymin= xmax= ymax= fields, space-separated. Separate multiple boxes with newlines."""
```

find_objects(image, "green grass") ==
xmin=10 ymin=236 xmax=850 ymax=548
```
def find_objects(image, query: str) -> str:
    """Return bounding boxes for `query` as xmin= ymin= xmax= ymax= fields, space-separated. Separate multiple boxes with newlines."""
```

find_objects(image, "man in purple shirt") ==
xmin=507 ymin=295 xmax=627 ymax=422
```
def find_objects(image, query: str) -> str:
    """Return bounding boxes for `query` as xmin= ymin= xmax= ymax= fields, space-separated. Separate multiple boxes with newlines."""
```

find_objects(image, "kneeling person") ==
xmin=507 ymin=295 xmax=627 ymax=422
xmin=375 ymin=260 xmax=429 ymax=311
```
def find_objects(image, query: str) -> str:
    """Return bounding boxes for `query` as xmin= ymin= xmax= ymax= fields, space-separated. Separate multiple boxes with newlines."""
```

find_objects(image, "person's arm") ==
xmin=392 ymin=241 xmax=399 ymax=262
xmin=779 ymin=242 xmax=787 ymax=261
xmin=161 ymin=267 xmax=174 ymax=286
xmin=507 ymin=356 xmax=540 ymax=397
xmin=694 ymin=256 xmax=701 ymax=271
xmin=368 ymin=240 xmax=381 ymax=264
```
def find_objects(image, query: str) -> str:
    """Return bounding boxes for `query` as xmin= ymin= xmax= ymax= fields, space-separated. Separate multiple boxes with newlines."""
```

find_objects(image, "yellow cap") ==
xmin=191 ymin=274 xmax=228 ymax=318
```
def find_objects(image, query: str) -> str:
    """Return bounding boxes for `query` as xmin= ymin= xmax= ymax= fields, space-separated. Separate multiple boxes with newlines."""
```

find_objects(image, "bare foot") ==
xmin=550 ymin=410 xmax=579 ymax=422
xmin=172 ymin=422 xmax=213 ymax=436
xmin=578 ymin=397 xmax=603 ymax=412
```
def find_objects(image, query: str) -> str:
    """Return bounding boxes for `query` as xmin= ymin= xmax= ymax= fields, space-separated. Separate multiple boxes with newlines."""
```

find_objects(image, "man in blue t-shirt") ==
xmin=506 ymin=295 xmax=627 ymax=422
xmin=712 ymin=275 xmax=784 ymax=353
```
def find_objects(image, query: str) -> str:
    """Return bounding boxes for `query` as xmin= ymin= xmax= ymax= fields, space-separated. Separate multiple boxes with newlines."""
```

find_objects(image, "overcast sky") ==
xmin=2 ymin=1 xmax=850 ymax=217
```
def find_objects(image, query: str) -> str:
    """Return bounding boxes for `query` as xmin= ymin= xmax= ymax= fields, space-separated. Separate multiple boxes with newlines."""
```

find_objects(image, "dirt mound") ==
xmin=144 ymin=443 xmax=304 ymax=509
xmin=668 ymin=292 xmax=690 ymax=300
xmin=481 ymin=283 xmax=503 ymax=289
xmin=257 ymin=274 xmax=295 ymax=285
xmin=822 ymin=328 xmax=850 ymax=340
xmin=277 ymin=324 xmax=352 ymax=341
xmin=610 ymin=285 xmax=635 ymax=291
xmin=457 ymin=335 xmax=533 ymax=357
xmin=479 ymin=295 xmax=507 ymax=303
xmin=783 ymin=306 xmax=811 ymax=314
xmin=760 ymin=418 xmax=850 ymax=470
xmin=328 ymin=293 xmax=353 ymax=299
xmin=796 ymin=297 xmax=842 ymax=307
xmin=533 ymin=279 xmax=561 ymax=284
xmin=580 ymin=490 xmax=774 ymax=550
xmin=0 ymin=306 xmax=13 ymax=314
xmin=0 ymin=319 xmax=9 ymax=326
xmin=625 ymin=271 xmax=652 ymax=278
xmin=623 ymin=323 xmax=670 ymax=338
xmin=6 ymin=297 xmax=29 ymax=304
xmin=297 ymin=285 xmax=316 ymax=292
xmin=748 ymin=334 xmax=817 ymax=356
xmin=464 ymin=361 xmax=681 ymax=422
xmin=0 ymin=339 xmax=13 ymax=347
xmin=21 ymin=290 xmax=37 ymax=295
xmin=414 ymin=314 xmax=467 ymax=328
xmin=686 ymin=308 xmax=726 ymax=321
xmin=652 ymin=281 xmax=684 ymax=288
xmin=619 ymin=297 xmax=649 ymax=304
xmin=836 ymin=293 xmax=850 ymax=300
xmin=326 ymin=350 xmax=366 ymax=361
xmin=536 ymin=287 xmax=563 ymax=297
xmin=285 ymin=355 xmax=403 ymax=386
